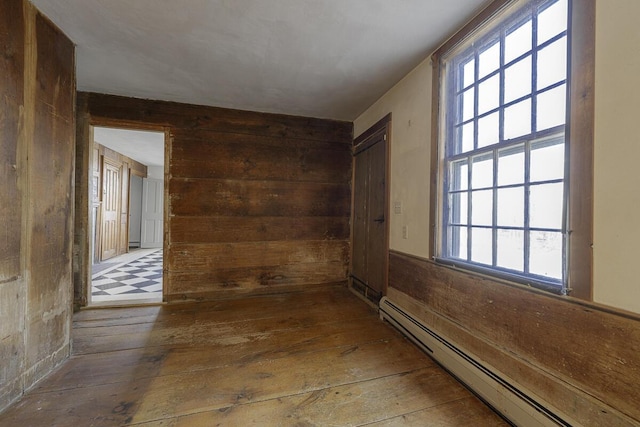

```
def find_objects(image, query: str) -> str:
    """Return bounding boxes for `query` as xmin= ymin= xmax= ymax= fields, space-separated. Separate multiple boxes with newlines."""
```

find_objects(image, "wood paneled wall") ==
xmin=388 ymin=251 xmax=640 ymax=427
xmin=0 ymin=0 xmax=75 ymax=412
xmin=76 ymin=93 xmax=352 ymax=302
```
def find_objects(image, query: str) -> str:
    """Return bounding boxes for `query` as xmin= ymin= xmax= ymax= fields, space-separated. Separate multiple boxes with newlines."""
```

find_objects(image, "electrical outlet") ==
xmin=394 ymin=201 xmax=402 ymax=214
xmin=402 ymin=225 xmax=409 ymax=239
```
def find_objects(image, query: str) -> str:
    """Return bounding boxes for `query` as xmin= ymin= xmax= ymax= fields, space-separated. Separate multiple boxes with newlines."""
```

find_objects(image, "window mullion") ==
xmin=492 ymin=148 xmax=499 ymax=267
xmin=493 ymin=28 xmax=506 ymax=269
xmin=467 ymin=155 xmax=472 ymax=261
xmin=531 ymin=7 xmax=539 ymax=135
xmin=524 ymin=140 xmax=532 ymax=274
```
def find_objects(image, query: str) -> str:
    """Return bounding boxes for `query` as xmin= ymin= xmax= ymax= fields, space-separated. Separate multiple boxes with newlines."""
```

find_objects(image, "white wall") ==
xmin=147 ymin=165 xmax=164 ymax=180
xmin=355 ymin=0 xmax=640 ymax=314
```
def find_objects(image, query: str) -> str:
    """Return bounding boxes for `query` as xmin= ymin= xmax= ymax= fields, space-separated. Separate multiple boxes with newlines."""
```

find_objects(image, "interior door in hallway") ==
xmin=351 ymin=118 xmax=389 ymax=301
xmin=101 ymin=158 xmax=121 ymax=260
xmin=141 ymin=177 xmax=163 ymax=249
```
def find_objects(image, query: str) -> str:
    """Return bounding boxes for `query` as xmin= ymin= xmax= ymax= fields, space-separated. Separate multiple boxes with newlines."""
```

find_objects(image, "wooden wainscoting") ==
xmin=388 ymin=250 xmax=640 ymax=427
xmin=0 ymin=287 xmax=508 ymax=426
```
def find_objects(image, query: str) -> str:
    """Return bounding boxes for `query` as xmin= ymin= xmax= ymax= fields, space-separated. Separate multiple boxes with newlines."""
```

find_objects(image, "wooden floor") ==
xmin=0 ymin=286 xmax=508 ymax=426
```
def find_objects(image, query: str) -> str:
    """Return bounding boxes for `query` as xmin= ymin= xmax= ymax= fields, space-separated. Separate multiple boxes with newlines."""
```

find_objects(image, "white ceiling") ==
xmin=94 ymin=127 xmax=164 ymax=167
xmin=31 ymin=0 xmax=489 ymax=121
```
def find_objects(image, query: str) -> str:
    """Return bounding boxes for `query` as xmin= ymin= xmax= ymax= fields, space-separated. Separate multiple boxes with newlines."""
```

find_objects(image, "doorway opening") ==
xmin=89 ymin=126 xmax=165 ymax=306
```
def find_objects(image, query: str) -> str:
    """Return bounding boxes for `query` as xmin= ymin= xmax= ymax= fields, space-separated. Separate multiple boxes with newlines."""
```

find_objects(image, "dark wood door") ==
xmin=352 ymin=127 xmax=387 ymax=301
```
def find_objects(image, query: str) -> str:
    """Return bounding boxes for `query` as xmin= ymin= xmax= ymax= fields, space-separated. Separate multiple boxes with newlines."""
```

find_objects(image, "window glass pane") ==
xmin=505 ymin=20 xmax=532 ymax=63
xmin=471 ymin=154 xmax=493 ymax=189
xmin=497 ymin=187 xmax=524 ymax=227
xmin=504 ymin=56 xmax=531 ymax=103
xmin=450 ymin=192 xmax=469 ymax=225
xmin=463 ymin=59 xmax=475 ymax=89
xmin=497 ymin=229 xmax=524 ymax=271
xmin=456 ymin=122 xmax=474 ymax=154
xmin=471 ymin=227 xmax=493 ymax=265
xmin=450 ymin=159 xmax=469 ymax=191
xmin=530 ymin=138 xmax=564 ymax=181
xmin=530 ymin=182 xmax=564 ymax=229
xmin=471 ymin=190 xmax=493 ymax=226
xmin=498 ymin=145 xmax=525 ymax=185
xmin=537 ymin=0 xmax=568 ymax=45
xmin=441 ymin=0 xmax=569 ymax=290
xmin=461 ymin=88 xmax=475 ymax=122
xmin=537 ymin=84 xmax=566 ymax=131
xmin=537 ymin=37 xmax=567 ymax=90
xmin=529 ymin=231 xmax=563 ymax=280
xmin=448 ymin=226 xmax=468 ymax=260
xmin=504 ymin=99 xmax=531 ymax=140
xmin=479 ymin=41 xmax=500 ymax=79
xmin=478 ymin=74 xmax=500 ymax=115
xmin=478 ymin=112 xmax=499 ymax=148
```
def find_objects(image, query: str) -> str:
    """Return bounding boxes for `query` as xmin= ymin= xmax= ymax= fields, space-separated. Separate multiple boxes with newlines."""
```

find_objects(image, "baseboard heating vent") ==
xmin=379 ymin=297 xmax=575 ymax=427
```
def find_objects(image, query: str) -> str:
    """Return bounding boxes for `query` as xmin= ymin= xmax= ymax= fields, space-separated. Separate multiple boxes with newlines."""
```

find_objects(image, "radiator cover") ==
xmin=379 ymin=296 xmax=577 ymax=427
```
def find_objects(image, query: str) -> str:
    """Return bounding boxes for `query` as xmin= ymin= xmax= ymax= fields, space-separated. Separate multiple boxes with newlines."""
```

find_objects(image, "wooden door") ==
xmin=140 ymin=177 xmax=164 ymax=249
xmin=351 ymin=118 xmax=389 ymax=302
xmin=365 ymin=139 xmax=387 ymax=292
xmin=101 ymin=159 xmax=121 ymax=260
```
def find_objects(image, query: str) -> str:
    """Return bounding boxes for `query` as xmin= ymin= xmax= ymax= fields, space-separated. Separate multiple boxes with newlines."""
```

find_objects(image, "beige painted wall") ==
xmin=355 ymin=0 xmax=640 ymax=314
xmin=354 ymin=58 xmax=433 ymax=258
xmin=593 ymin=0 xmax=640 ymax=314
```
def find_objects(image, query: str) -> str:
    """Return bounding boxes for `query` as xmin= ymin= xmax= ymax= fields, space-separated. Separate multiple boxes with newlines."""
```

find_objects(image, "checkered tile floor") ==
xmin=92 ymin=250 xmax=163 ymax=299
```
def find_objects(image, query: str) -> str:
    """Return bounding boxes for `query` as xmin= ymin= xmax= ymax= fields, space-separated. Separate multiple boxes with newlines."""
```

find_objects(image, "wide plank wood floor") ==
xmin=0 ymin=286 xmax=508 ymax=426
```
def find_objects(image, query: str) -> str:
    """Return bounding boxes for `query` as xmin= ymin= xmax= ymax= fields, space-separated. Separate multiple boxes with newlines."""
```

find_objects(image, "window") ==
xmin=435 ymin=0 xmax=574 ymax=294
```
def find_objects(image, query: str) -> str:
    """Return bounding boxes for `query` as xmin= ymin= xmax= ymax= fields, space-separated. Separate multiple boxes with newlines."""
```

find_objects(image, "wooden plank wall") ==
xmin=77 ymin=93 xmax=353 ymax=302
xmin=0 ymin=0 xmax=75 ymax=412
xmin=0 ymin=0 xmax=26 ymax=410
xmin=388 ymin=251 xmax=640 ymax=427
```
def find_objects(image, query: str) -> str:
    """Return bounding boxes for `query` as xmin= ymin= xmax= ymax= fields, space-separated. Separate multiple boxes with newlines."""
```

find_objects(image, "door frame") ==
xmin=349 ymin=113 xmax=391 ymax=304
xmin=75 ymin=114 xmax=169 ymax=308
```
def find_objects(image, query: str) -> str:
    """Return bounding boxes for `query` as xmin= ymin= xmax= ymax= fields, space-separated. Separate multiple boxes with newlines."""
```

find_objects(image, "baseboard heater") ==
xmin=379 ymin=297 xmax=574 ymax=427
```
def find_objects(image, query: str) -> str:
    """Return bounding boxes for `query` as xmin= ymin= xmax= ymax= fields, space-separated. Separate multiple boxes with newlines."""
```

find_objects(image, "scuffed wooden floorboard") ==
xmin=0 ymin=287 xmax=507 ymax=426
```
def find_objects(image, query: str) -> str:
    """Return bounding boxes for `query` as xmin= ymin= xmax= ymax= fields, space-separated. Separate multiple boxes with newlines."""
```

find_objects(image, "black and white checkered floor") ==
xmin=91 ymin=249 xmax=163 ymax=303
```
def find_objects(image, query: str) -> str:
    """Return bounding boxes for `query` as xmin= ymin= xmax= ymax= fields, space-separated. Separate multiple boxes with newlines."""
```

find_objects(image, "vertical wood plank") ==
xmin=24 ymin=9 xmax=75 ymax=386
xmin=366 ymin=139 xmax=387 ymax=295
xmin=0 ymin=0 xmax=24 ymax=282
xmin=0 ymin=0 xmax=26 ymax=412
xmin=351 ymin=149 xmax=369 ymax=285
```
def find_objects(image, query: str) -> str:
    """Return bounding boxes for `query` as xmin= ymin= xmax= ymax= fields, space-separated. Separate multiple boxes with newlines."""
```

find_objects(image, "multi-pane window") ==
xmin=439 ymin=0 xmax=569 ymax=293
